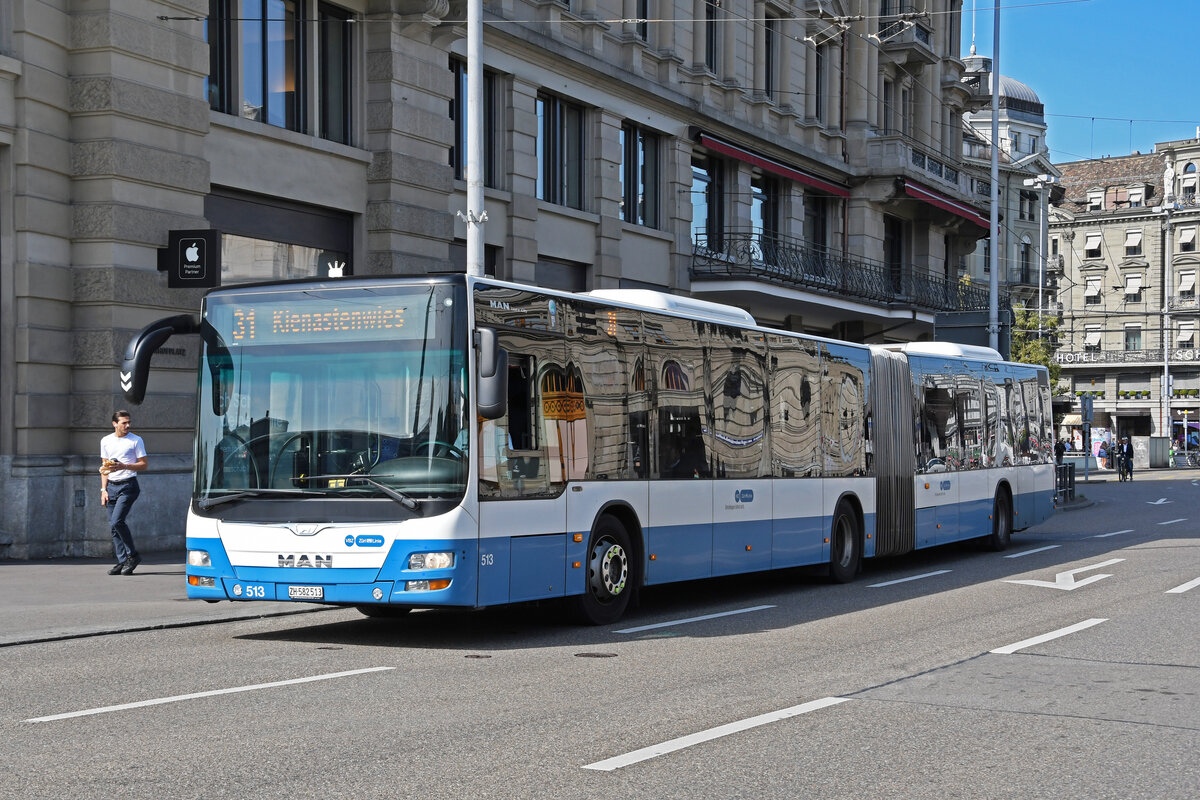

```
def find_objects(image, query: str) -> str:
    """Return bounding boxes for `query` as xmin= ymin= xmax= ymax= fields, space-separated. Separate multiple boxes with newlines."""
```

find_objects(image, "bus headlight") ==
xmin=188 ymin=550 xmax=211 ymax=567
xmin=409 ymin=552 xmax=454 ymax=570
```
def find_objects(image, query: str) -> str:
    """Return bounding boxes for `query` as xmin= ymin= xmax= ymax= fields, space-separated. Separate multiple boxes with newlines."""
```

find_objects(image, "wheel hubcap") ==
xmin=589 ymin=539 xmax=627 ymax=599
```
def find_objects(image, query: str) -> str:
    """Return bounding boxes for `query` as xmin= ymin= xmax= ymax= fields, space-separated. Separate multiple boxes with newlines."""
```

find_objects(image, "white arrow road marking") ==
xmin=1148 ymin=498 xmax=1171 ymax=505
xmin=1158 ymin=518 xmax=1187 ymax=526
xmin=1094 ymin=529 xmax=1133 ymax=538
xmin=1004 ymin=558 xmax=1125 ymax=591
xmin=991 ymin=618 xmax=1108 ymax=655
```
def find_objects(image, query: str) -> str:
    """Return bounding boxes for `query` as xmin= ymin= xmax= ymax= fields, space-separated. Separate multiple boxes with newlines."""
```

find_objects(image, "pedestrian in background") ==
xmin=100 ymin=410 xmax=148 ymax=575
xmin=1054 ymin=439 xmax=1065 ymax=465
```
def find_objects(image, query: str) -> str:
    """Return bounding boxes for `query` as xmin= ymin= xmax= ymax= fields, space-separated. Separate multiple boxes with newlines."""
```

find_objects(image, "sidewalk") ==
xmin=0 ymin=555 xmax=328 ymax=647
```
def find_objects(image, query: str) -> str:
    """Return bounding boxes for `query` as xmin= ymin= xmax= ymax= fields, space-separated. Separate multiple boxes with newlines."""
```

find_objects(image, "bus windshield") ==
xmin=195 ymin=283 xmax=469 ymax=511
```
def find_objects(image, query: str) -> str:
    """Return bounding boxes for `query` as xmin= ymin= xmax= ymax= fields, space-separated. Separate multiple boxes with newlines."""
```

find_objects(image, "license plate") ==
xmin=288 ymin=585 xmax=324 ymax=601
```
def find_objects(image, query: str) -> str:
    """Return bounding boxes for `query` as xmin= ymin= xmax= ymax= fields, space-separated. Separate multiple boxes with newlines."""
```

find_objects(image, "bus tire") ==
xmin=986 ymin=487 xmax=1013 ymax=552
xmin=356 ymin=605 xmax=411 ymax=618
xmin=573 ymin=515 xmax=633 ymax=625
xmin=828 ymin=500 xmax=860 ymax=583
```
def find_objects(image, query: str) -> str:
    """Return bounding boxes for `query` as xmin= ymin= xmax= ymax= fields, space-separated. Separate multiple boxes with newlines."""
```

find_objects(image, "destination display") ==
xmin=205 ymin=289 xmax=453 ymax=345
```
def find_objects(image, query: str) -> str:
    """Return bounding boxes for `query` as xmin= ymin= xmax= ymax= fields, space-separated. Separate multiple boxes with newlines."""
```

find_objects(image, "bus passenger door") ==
xmin=474 ymin=312 xmax=568 ymax=606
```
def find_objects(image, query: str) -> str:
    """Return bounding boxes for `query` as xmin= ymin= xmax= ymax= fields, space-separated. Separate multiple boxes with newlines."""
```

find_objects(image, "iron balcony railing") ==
xmin=691 ymin=230 xmax=1008 ymax=314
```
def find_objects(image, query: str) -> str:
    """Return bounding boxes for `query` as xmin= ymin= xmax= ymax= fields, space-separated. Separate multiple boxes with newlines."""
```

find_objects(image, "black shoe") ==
xmin=108 ymin=561 xmax=126 ymax=575
xmin=122 ymin=556 xmax=142 ymax=575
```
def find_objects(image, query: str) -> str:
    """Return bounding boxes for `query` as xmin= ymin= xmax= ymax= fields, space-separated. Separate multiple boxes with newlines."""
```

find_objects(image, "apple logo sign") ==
xmin=180 ymin=238 xmax=205 ymax=279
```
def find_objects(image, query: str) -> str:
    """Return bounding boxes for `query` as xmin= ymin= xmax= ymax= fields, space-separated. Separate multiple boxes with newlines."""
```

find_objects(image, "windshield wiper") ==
xmin=298 ymin=474 xmax=422 ymax=514
xmin=197 ymin=488 xmax=326 ymax=510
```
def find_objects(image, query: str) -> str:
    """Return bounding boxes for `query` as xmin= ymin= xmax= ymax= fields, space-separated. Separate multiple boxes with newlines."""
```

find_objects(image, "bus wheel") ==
xmin=829 ymin=501 xmax=860 ymax=583
xmin=356 ymin=605 xmax=411 ymax=618
xmin=573 ymin=515 xmax=633 ymax=625
xmin=986 ymin=488 xmax=1013 ymax=552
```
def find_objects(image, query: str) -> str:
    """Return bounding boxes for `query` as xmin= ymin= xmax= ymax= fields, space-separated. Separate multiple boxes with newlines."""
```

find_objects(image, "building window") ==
xmin=1179 ymin=270 xmax=1196 ymax=300
xmin=1028 ymin=136 xmax=1038 ymax=154
xmin=691 ymin=155 xmax=725 ymax=250
xmin=1051 ymin=236 xmax=1059 ymax=256
xmin=1181 ymin=227 xmax=1197 ymax=253
xmin=1017 ymin=241 xmax=1032 ymax=284
xmin=1124 ymin=324 xmax=1142 ymax=352
xmin=1083 ymin=325 xmax=1101 ymax=353
xmin=750 ymin=174 xmax=779 ymax=260
xmin=1019 ymin=190 xmax=1037 ymax=221
xmin=1084 ymin=231 xmax=1102 ymax=259
xmin=705 ymin=0 xmax=720 ymax=72
xmin=537 ymin=93 xmax=585 ymax=210
xmin=450 ymin=58 xmax=497 ymax=186
xmin=1125 ymin=229 xmax=1143 ymax=258
xmin=240 ymin=0 xmax=303 ymax=129
xmin=1178 ymin=323 xmax=1195 ymax=349
xmin=1123 ymin=273 xmax=1143 ymax=302
xmin=1087 ymin=190 xmax=1103 ymax=211
xmin=1084 ymin=275 xmax=1102 ymax=305
xmin=207 ymin=0 xmax=355 ymax=143
xmin=636 ymin=0 xmax=649 ymax=41
xmin=620 ymin=122 xmax=660 ymax=227
xmin=763 ymin=14 xmax=778 ymax=101
xmin=981 ymin=238 xmax=990 ymax=273
xmin=804 ymin=195 xmax=828 ymax=253
xmin=1127 ymin=186 xmax=1143 ymax=208
xmin=882 ymin=80 xmax=894 ymax=135
xmin=1009 ymin=131 xmax=1021 ymax=154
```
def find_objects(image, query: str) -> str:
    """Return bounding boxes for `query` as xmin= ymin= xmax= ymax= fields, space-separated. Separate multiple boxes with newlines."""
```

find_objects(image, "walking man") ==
xmin=101 ymin=410 xmax=148 ymax=575
xmin=1119 ymin=436 xmax=1134 ymax=481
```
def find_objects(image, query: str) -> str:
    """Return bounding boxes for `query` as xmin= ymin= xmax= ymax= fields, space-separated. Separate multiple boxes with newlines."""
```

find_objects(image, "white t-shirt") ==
xmin=101 ymin=432 xmax=147 ymax=482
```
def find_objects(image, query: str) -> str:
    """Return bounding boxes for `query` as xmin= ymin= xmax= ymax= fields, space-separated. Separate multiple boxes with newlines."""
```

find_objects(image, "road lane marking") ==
xmin=1003 ymin=558 xmax=1124 ymax=591
xmin=1094 ymin=529 xmax=1133 ymax=538
xmin=1004 ymin=545 xmax=1060 ymax=559
xmin=1166 ymin=577 xmax=1200 ymax=594
xmin=1158 ymin=518 xmax=1187 ymax=526
xmin=990 ymin=618 xmax=1107 ymax=655
xmin=25 ymin=667 xmax=395 ymax=723
xmin=868 ymin=570 xmax=951 ymax=588
xmin=582 ymin=697 xmax=848 ymax=771
xmin=615 ymin=605 xmax=775 ymax=634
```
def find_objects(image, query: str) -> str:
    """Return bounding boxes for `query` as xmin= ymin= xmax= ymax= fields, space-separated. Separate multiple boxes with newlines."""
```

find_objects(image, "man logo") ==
xmin=278 ymin=554 xmax=333 ymax=568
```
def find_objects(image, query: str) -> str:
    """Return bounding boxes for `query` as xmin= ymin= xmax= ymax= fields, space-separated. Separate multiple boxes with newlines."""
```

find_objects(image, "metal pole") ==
xmin=464 ymin=0 xmax=487 ymax=277
xmin=1163 ymin=206 xmax=1172 ymax=436
xmin=987 ymin=0 xmax=1001 ymax=351
xmin=1037 ymin=179 xmax=1048 ymax=335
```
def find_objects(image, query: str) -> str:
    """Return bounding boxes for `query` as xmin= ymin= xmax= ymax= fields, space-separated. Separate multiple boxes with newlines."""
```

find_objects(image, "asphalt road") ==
xmin=3 ymin=474 xmax=1198 ymax=799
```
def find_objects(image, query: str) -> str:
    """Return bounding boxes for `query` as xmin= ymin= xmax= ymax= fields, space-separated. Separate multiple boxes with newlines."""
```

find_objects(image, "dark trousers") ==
xmin=107 ymin=479 xmax=141 ymax=563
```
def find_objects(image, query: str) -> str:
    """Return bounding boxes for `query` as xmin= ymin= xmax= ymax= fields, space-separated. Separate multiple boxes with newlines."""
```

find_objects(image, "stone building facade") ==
xmin=1050 ymin=137 xmax=1200 ymax=442
xmin=0 ymin=0 xmax=992 ymax=557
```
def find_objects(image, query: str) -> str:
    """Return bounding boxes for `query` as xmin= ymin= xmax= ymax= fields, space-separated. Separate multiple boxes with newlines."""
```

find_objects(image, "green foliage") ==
xmin=1010 ymin=304 xmax=1064 ymax=390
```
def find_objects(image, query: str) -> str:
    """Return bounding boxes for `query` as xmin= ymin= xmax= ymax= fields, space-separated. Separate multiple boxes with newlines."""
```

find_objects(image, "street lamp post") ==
xmin=1023 ymin=174 xmax=1058 ymax=336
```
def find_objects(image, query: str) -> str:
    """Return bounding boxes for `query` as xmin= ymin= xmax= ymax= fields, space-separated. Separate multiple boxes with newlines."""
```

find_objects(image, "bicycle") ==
xmin=1115 ymin=453 xmax=1129 ymax=482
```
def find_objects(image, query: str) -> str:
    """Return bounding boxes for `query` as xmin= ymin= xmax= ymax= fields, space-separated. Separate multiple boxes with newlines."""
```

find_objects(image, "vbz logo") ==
xmin=940 ymin=480 xmax=952 ymax=491
xmin=734 ymin=489 xmax=755 ymax=504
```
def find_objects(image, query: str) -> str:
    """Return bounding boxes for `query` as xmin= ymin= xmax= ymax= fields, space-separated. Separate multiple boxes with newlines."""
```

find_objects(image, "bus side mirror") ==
xmin=475 ymin=327 xmax=508 ymax=420
xmin=121 ymin=314 xmax=199 ymax=404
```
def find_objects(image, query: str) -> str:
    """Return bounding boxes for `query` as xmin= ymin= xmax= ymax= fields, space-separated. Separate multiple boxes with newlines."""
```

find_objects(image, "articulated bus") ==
xmin=123 ymin=276 xmax=1055 ymax=624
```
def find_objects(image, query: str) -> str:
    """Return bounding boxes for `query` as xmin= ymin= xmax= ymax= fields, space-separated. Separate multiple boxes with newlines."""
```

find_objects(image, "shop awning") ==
xmin=901 ymin=180 xmax=990 ymax=229
xmin=1084 ymin=331 xmax=1102 ymax=346
xmin=693 ymin=131 xmax=850 ymax=198
xmin=1061 ymin=414 xmax=1082 ymax=426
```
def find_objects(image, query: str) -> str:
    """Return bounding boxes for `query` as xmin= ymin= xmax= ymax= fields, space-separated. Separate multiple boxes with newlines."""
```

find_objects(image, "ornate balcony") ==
xmin=691 ymin=230 xmax=1006 ymax=314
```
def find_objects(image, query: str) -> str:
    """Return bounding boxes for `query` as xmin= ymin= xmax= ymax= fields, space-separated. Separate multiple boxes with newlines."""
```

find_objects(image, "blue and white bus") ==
xmin=123 ymin=276 xmax=1055 ymax=624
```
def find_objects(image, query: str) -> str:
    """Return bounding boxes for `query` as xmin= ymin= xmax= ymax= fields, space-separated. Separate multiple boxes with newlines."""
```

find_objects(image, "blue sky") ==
xmin=960 ymin=0 xmax=1200 ymax=165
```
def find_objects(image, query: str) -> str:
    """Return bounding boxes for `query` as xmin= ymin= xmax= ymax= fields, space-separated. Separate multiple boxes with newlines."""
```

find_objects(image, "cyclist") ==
xmin=1118 ymin=437 xmax=1134 ymax=481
